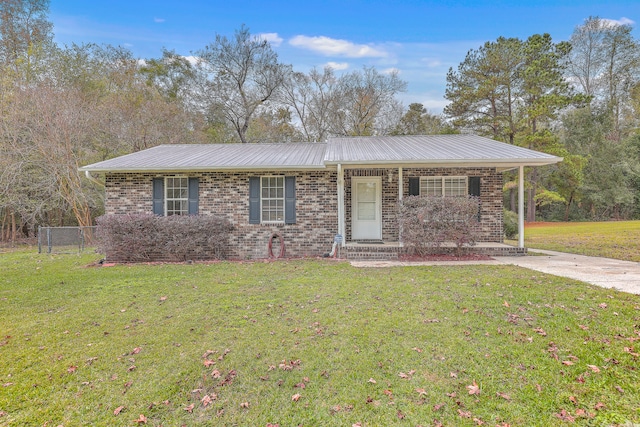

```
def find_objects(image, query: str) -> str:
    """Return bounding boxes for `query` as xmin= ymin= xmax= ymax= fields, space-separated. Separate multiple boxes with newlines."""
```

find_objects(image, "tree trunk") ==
xmin=526 ymin=168 xmax=538 ymax=222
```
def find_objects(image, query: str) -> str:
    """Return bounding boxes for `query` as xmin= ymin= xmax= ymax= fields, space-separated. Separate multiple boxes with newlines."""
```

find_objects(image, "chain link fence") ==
xmin=38 ymin=226 xmax=98 ymax=254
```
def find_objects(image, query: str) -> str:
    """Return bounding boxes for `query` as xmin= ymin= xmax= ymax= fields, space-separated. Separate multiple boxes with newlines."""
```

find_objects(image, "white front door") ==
xmin=352 ymin=177 xmax=382 ymax=240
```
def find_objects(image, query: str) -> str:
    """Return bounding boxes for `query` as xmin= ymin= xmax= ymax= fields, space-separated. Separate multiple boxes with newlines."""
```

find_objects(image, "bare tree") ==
xmin=565 ymin=17 xmax=640 ymax=140
xmin=197 ymin=25 xmax=291 ymax=143
xmin=0 ymin=0 xmax=52 ymax=65
xmin=282 ymin=67 xmax=340 ymax=142
xmin=332 ymin=66 xmax=406 ymax=136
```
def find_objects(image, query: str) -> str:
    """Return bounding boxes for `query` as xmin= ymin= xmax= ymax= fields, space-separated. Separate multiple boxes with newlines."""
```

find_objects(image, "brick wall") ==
xmin=103 ymin=166 xmax=504 ymax=261
xmin=345 ymin=167 xmax=504 ymax=243
xmin=104 ymin=171 xmax=339 ymax=259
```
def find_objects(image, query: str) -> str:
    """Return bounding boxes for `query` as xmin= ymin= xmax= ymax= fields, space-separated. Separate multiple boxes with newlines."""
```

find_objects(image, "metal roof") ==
xmin=324 ymin=135 xmax=562 ymax=168
xmin=80 ymin=135 xmax=562 ymax=173
xmin=80 ymin=143 xmax=328 ymax=172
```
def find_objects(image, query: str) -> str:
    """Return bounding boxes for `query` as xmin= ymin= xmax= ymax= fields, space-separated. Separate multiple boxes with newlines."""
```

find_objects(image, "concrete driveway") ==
xmin=351 ymin=249 xmax=640 ymax=296
xmin=495 ymin=249 xmax=640 ymax=295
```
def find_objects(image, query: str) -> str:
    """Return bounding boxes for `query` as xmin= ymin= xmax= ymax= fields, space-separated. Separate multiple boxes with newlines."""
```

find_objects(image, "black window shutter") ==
xmin=152 ymin=178 xmax=164 ymax=215
xmin=468 ymin=176 xmax=481 ymax=197
xmin=468 ymin=176 xmax=481 ymax=221
xmin=408 ymin=177 xmax=420 ymax=196
xmin=284 ymin=176 xmax=296 ymax=224
xmin=188 ymin=177 xmax=199 ymax=215
xmin=249 ymin=176 xmax=260 ymax=224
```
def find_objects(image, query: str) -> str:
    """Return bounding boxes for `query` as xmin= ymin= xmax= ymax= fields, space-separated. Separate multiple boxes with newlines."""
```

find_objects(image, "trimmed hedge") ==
xmin=96 ymin=214 xmax=234 ymax=262
xmin=398 ymin=195 xmax=480 ymax=256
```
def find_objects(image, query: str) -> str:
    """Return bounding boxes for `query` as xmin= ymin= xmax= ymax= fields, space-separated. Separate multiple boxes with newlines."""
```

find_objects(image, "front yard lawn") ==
xmin=520 ymin=221 xmax=640 ymax=262
xmin=1 ymin=250 xmax=639 ymax=426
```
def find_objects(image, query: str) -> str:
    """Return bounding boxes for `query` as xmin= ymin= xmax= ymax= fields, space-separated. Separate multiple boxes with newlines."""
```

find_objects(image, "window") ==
xmin=249 ymin=176 xmax=296 ymax=224
xmin=165 ymin=177 xmax=189 ymax=215
xmin=261 ymin=176 xmax=285 ymax=222
xmin=420 ymin=176 xmax=468 ymax=196
xmin=152 ymin=177 xmax=199 ymax=216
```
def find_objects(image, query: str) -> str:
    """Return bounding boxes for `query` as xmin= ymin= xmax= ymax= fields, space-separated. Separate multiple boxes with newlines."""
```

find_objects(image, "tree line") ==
xmin=0 ymin=0 xmax=638 ymax=242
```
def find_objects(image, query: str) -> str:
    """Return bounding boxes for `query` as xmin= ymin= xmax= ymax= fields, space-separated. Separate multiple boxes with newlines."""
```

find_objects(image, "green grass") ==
xmin=517 ymin=221 xmax=640 ymax=262
xmin=1 ymin=250 xmax=640 ymax=426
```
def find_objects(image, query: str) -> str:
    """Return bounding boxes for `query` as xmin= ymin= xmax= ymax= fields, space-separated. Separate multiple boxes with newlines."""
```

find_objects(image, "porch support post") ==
xmin=518 ymin=165 xmax=525 ymax=248
xmin=337 ymin=163 xmax=345 ymax=247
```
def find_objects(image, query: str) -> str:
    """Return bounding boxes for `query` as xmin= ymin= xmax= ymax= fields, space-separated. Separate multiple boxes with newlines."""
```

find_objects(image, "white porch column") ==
xmin=337 ymin=163 xmax=345 ymax=247
xmin=518 ymin=165 xmax=525 ymax=248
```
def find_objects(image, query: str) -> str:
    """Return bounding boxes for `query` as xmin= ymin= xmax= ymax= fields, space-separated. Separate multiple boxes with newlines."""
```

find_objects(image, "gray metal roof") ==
xmin=324 ymin=135 xmax=562 ymax=168
xmin=80 ymin=135 xmax=562 ymax=172
xmin=80 ymin=143 xmax=328 ymax=172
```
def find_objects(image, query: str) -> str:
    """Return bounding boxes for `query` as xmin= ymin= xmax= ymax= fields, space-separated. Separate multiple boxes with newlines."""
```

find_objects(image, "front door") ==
xmin=351 ymin=177 xmax=382 ymax=240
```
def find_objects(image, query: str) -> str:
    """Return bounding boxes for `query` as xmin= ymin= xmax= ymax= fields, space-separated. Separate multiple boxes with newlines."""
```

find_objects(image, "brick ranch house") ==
xmin=80 ymin=135 xmax=562 ymax=260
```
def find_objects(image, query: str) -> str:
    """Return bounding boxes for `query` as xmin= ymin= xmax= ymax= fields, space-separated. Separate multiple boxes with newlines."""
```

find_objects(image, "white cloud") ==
xmin=422 ymin=57 xmax=442 ymax=68
xmin=183 ymin=55 xmax=200 ymax=65
xmin=259 ymin=32 xmax=283 ymax=47
xmin=289 ymin=35 xmax=388 ymax=58
xmin=154 ymin=17 xmax=165 ymax=23
xmin=601 ymin=17 xmax=635 ymax=27
xmin=382 ymin=67 xmax=401 ymax=75
xmin=325 ymin=61 xmax=349 ymax=70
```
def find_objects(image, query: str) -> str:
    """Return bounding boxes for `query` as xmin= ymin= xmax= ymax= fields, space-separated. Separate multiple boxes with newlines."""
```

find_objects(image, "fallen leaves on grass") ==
xmin=533 ymin=327 xmax=547 ymax=336
xmin=587 ymin=364 xmax=600 ymax=373
xmin=184 ymin=403 xmax=194 ymax=413
xmin=554 ymin=409 xmax=575 ymax=422
xmin=113 ymin=406 xmax=125 ymax=415
xmin=134 ymin=413 xmax=147 ymax=424
xmin=201 ymin=394 xmax=215 ymax=407
xmin=497 ymin=392 xmax=511 ymax=400
xmin=466 ymin=381 xmax=480 ymax=395
xmin=291 ymin=393 xmax=301 ymax=402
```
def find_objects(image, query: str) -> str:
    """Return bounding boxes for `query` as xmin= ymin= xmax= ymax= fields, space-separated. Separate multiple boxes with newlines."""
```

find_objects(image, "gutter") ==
xmin=84 ymin=170 xmax=105 ymax=187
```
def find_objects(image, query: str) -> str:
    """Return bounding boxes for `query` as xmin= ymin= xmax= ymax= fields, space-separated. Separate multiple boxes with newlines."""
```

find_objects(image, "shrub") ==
xmin=96 ymin=214 xmax=234 ymax=262
xmin=398 ymin=195 xmax=479 ymax=256
xmin=503 ymin=209 xmax=518 ymax=239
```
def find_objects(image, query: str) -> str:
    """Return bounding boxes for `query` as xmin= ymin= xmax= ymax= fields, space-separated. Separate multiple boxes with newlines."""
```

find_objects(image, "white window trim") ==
xmin=419 ymin=176 xmax=468 ymax=196
xmin=260 ymin=176 xmax=285 ymax=224
xmin=165 ymin=176 xmax=189 ymax=216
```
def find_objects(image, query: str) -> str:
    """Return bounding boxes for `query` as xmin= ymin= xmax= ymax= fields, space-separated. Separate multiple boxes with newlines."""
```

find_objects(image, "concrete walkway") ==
xmin=350 ymin=249 xmax=640 ymax=296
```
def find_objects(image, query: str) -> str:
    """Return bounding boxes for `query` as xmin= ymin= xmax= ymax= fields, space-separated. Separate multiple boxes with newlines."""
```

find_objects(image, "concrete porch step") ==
xmin=343 ymin=242 xmax=526 ymax=260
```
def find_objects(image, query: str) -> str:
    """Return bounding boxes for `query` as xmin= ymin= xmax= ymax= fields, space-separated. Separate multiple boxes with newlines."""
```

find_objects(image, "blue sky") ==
xmin=49 ymin=0 xmax=640 ymax=113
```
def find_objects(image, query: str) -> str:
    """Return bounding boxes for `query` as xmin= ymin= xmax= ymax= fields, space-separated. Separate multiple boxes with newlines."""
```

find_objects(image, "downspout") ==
xmin=518 ymin=165 xmax=524 ymax=248
xmin=337 ymin=164 xmax=345 ymax=247
xmin=85 ymin=170 xmax=104 ymax=187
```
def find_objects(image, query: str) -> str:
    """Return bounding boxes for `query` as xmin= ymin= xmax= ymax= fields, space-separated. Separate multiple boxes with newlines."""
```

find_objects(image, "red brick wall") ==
xmin=104 ymin=171 xmax=339 ymax=259
xmin=103 ymin=166 xmax=504 ymax=261
xmin=345 ymin=167 xmax=504 ymax=243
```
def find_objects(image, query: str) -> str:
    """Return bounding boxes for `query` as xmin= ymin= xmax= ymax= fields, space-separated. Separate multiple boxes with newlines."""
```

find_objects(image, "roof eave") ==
xmin=324 ymin=157 xmax=563 ymax=168
xmin=79 ymin=165 xmax=329 ymax=173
